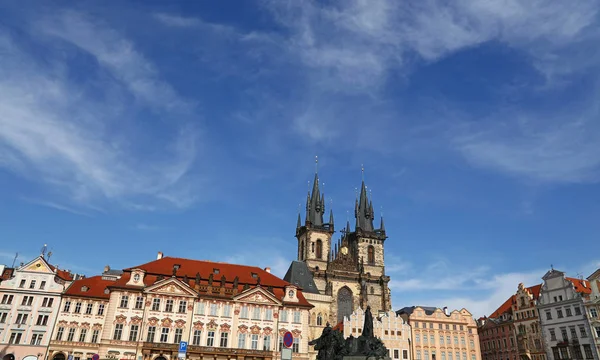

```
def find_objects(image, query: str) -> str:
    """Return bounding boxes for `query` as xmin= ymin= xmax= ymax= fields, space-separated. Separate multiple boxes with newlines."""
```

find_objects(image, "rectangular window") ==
xmin=129 ymin=325 xmax=139 ymax=341
xmin=220 ymin=332 xmax=228 ymax=347
xmin=174 ymin=328 xmax=183 ymax=344
xmin=41 ymin=297 xmax=52 ymax=307
xmin=147 ymin=326 xmax=156 ymax=342
xmin=238 ymin=333 xmax=246 ymax=349
xmin=40 ymin=280 xmax=46 ymax=289
xmin=193 ymin=330 xmax=202 ymax=346
xmin=119 ymin=296 xmax=129 ymax=308
xmin=165 ymin=299 xmax=174 ymax=312
xmin=36 ymin=314 xmax=49 ymax=326
xmin=425 ymin=350 xmax=429 ymax=360
xmin=403 ymin=350 xmax=409 ymax=359
xmin=9 ymin=332 xmax=22 ymax=344
xmin=280 ymin=309 xmax=287 ymax=322
xmin=113 ymin=324 xmax=123 ymax=340
xmin=557 ymin=309 xmax=563 ymax=318
xmin=67 ymin=328 xmax=76 ymax=342
xmin=546 ymin=311 xmax=552 ymax=320
xmin=91 ymin=329 xmax=99 ymax=343
xmin=178 ymin=300 xmax=187 ymax=313
xmin=448 ymin=353 xmax=452 ymax=360
xmin=590 ymin=308 xmax=598 ymax=318
xmin=263 ymin=335 xmax=271 ymax=350
xmin=461 ymin=337 xmax=466 ymax=346
xmin=160 ymin=328 xmax=169 ymax=343
xmin=573 ymin=346 xmax=583 ymax=359
xmin=15 ymin=313 xmax=28 ymax=324
xmin=454 ymin=336 xmax=459 ymax=345
xmin=575 ymin=307 xmax=582 ymax=315
xmin=251 ymin=334 xmax=259 ymax=349
xmin=97 ymin=303 xmax=105 ymax=315
xmin=253 ymin=307 xmax=261 ymax=320
xmin=0 ymin=313 xmax=7 ymax=323
xmin=56 ymin=327 xmax=65 ymax=340
xmin=22 ymin=296 xmax=33 ymax=306
xmin=223 ymin=304 xmax=231 ymax=317
xmin=241 ymin=306 xmax=249 ymax=318
xmin=470 ymin=339 xmax=474 ymax=348
xmin=152 ymin=298 xmax=161 ymax=311
xmin=570 ymin=326 xmax=578 ymax=339
xmin=1 ymin=294 xmax=13 ymax=304
xmin=292 ymin=337 xmax=300 ymax=353
xmin=441 ymin=352 xmax=446 ymax=360
xmin=85 ymin=303 xmax=93 ymax=315
xmin=424 ymin=334 xmax=428 ymax=343
xmin=416 ymin=334 xmax=420 ymax=343
xmin=135 ymin=296 xmax=144 ymax=310
xmin=74 ymin=302 xmax=82 ymax=313
xmin=79 ymin=328 xmax=87 ymax=342
xmin=440 ymin=335 xmax=444 ymax=344
xmin=565 ymin=307 xmax=572 ymax=317
xmin=29 ymin=280 xmax=36 ymax=289
xmin=417 ymin=351 xmax=422 ymax=360
xmin=579 ymin=325 xmax=587 ymax=337
xmin=595 ymin=326 xmax=600 ymax=337
xmin=207 ymin=331 xmax=215 ymax=346
xmin=210 ymin=303 xmax=218 ymax=316
xmin=19 ymin=279 xmax=26 ymax=288
xmin=265 ymin=308 xmax=273 ymax=320
xmin=196 ymin=301 xmax=204 ymax=315
xmin=31 ymin=333 xmax=43 ymax=345
xmin=584 ymin=345 xmax=594 ymax=359
xmin=447 ymin=335 xmax=451 ymax=344
xmin=293 ymin=311 xmax=301 ymax=323
xmin=431 ymin=334 xmax=436 ymax=343
xmin=549 ymin=329 xmax=556 ymax=341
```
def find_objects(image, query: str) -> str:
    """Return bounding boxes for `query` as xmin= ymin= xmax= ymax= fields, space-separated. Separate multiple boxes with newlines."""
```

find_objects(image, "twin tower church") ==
xmin=283 ymin=168 xmax=392 ymax=328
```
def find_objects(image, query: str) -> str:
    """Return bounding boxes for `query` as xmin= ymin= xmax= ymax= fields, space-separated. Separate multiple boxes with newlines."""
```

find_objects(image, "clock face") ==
xmin=133 ymin=274 xmax=140 ymax=282
xmin=341 ymin=246 xmax=348 ymax=255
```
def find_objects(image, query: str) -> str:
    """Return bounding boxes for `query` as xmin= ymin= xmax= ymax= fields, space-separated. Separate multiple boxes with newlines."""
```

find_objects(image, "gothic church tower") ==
xmin=289 ymin=167 xmax=392 ymax=327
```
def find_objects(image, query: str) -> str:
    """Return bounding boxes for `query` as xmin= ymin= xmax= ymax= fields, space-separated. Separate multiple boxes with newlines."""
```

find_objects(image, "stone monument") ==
xmin=309 ymin=305 xmax=389 ymax=360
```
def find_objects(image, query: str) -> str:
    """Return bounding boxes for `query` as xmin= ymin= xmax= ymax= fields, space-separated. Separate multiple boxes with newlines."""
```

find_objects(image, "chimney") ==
xmin=157 ymin=251 xmax=164 ymax=260
xmin=443 ymin=307 xmax=449 ymax=316
xmin=104 ymin=265 xmax=110 ymax=273
xmin=264 ymin=267 xmax=271 ymax=273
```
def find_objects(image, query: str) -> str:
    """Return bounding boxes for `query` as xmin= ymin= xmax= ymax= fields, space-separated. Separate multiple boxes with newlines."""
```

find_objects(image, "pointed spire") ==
xmin=355 ymin=172 xmax=375 ymax=232
xmin=380 ymin=216 xmax=386 ymax=232
xmin=329 ymin=209 xmax=334 ymax=227
xmin=297 ymin=212 xmax=302 ymax=229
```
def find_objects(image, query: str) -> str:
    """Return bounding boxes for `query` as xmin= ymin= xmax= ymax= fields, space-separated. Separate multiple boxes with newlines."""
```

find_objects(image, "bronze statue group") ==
xmin=309 ymin=306 xmax=389 ymax=360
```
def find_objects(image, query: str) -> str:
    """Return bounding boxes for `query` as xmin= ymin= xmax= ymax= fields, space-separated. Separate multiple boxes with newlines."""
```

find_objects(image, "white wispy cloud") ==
xmin=0 ymin=12 xmax=203 ymax=210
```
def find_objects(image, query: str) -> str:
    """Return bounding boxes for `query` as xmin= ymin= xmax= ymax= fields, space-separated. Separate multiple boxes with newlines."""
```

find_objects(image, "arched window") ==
xmin=337 ymin=287 xmax=353 ymax=323
xmin=317 ymin=313 xmax=323 ymax=326
xmin=312 ymin=242 xmax=315 ymax=253
xmin=300 ymin=241 xmax=305 ymax=260
xmin=316 ymin=239 xmax=323 ymax=259
xmin=367 ymin=245 xmax=375 ymax=265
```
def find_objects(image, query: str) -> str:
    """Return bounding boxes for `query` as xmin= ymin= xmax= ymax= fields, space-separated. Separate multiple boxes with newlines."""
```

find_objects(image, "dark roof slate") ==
xmin=283 ymin=261 xmax=320 ymax=294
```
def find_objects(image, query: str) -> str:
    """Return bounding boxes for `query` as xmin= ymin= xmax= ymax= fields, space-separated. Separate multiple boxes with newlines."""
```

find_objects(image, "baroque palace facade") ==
xmin=1 ymin=253 xmax=313 ymax=360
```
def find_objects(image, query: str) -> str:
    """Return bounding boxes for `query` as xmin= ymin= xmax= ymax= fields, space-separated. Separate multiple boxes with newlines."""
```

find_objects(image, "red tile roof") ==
xmin=566 ymin=277 xmax=592 ymax=294
xmin=64 ymin=275 xmax=112 ymax=299
xmin=489 ymin=279 xmax=590 ymax=319
xmin=48 ymin=264 xmax=74 ymax=281
xmin=333 ymin=321 xmax=344 ymax=332
xmin=118 ymin=256 xmax=312 ymax=308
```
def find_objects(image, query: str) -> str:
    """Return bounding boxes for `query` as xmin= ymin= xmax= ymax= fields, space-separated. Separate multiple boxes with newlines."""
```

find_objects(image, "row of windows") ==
xmin=0 ymin=312 xmax=50 ymax=326
xmin=392 ymin=349 xmax=410 ymax=359
xmin=64 ymin=301 xmax=105 ymax=316
xmin=7 ymin=331 xmax=45 ymax=345
xmin=480 ymin=325 xmax=511 ymax=337
xmin=56 ymin=326 xmax=101 ymax=343
xmin=415 ymin=334 xmax=475 ymax=347
xmin=415 ymin=322 xmax=471 ymax=332
xmin=416 ymin=350 xmax=476 ymax=360
xmin=1 ymin=294 xmax=55 ymax=307
xmin=482 ymin=337 xmax=515 ymax=351
xmin=17 ymin=279 xmax=48 ymax=290
xmin=102 ymin=325 xmax=301 ymax=353
xmin=515 ymin=309 xmax=537 ymax=320
xmin=548 ymin=324 xmax=588 ymax=341
xmin=551 ymin=344 xmax=595 ymax=360
xmin=544 ymin=305 xmax=583 ymax=320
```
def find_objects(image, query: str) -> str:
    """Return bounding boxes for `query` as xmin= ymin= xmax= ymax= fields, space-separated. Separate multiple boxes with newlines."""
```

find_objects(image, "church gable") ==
xmin=20 ymin=256 xmax=54 ymax=274
xmin=234 ymin=287 xmax=281 ymax=305
xmin=145 ymin=278 xmax=196 ymax=297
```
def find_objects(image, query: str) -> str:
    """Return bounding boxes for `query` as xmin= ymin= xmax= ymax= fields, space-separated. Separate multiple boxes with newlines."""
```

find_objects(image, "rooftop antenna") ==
xmin=12 ymin=253 xmax=18 ymax=268
xmin=550 ymin=264 xmax=554 ymax=270
xmin=47 ymin=250 xmax=53 ymax=261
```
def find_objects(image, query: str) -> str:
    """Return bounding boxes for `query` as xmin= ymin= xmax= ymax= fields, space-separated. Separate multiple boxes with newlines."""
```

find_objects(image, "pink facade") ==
xmin=0 ymin=256 xmax=74 ymax=360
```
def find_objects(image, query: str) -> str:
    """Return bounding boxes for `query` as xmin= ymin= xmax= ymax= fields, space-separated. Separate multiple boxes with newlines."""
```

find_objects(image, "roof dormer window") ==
xmin=213 ymin=268 xmax=220 ymax=274
xmin=251 ymin=273 xmax=257 ymax=278
xmin=81 ymin=286 xmax=89 ymax=292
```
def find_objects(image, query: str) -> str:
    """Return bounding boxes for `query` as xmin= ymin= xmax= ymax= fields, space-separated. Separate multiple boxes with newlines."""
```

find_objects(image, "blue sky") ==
xmin=1 ymin=0 xmax=599 ymax=317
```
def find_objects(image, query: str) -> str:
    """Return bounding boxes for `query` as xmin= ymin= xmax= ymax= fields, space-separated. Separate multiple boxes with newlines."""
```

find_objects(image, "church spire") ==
xmin=355 ymin=169 xmax=375 ymax=232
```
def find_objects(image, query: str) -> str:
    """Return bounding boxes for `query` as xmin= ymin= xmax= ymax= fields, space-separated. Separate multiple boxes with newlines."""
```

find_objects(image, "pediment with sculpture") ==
xmin=145 ymin=278 xmax=197 ymax=297
xmin=234 ymin=287 xmax=280 ymax=305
